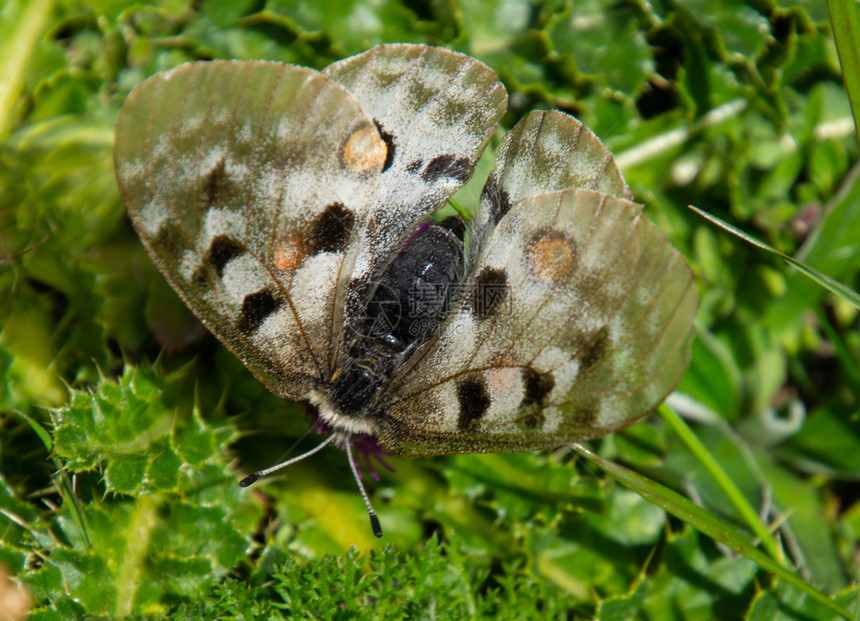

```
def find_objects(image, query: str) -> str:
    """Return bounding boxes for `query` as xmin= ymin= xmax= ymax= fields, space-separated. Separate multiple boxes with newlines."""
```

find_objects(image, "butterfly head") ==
xmin=309 ymin=386 xmax=377 ymax=436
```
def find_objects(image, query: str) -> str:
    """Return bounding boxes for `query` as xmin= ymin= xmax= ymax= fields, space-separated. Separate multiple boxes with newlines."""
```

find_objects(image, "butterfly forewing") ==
xmin=377 ymin=188 xmax=697 ymax=455
xmin=115 ymin=60 xmax=385 ymax=398
xmin=323 ymin=45 xmax=508 ymax=327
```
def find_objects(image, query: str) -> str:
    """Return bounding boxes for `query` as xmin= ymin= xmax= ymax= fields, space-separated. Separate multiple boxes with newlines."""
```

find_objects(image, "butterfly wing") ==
xmin=468 ymin=110 xmax=632 ymax=267
xmin=377 ymin=188 xmax=697 ymax=455
xmin=115 ymin=60 xmax=385 ymax=398
xmin=322 ymin=44 xmax=507 ymax=320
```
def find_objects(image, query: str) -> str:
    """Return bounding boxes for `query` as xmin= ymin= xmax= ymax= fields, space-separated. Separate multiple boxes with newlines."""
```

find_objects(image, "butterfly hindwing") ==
xmin=489 ymin=111 xmax=632 ymax=204
xmin=469 ymin=111 xmax=632 ymax=267
xmin=377 ymin=188 xmax=697 ymax=455
xmin=115 ymin=60 xmax=385 ymax=398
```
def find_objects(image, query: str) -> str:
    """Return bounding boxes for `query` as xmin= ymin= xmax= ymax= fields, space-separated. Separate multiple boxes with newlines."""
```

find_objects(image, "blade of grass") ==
xmin=13 ymin=408 xmax=52 ymax=450
xmin=689 ymin=204 xmax=860 ymax=310
xmin=659 ymin=404 xmax=784 ymax=564
xmin=572 ymin=443 xmax=853 ymax=620
xmin=0 ymin=0 xmax=55 ymax=138
xmin=13 ymin=409 xmax=92 ymax=550
xmin=811 ymin=303 xmax=860 ymax=395
xmin=827 ymin=0 xmax=860 ymax=148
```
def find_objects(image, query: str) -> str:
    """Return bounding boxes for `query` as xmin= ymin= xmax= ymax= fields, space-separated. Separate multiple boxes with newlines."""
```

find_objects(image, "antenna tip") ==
xmin=239 ymin=473 xmax=260 ymax=487
xmin=370 ymin=514 xmax=383 ymax=538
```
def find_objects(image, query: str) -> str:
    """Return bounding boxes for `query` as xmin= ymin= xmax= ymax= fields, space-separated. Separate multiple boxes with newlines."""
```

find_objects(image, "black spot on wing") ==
xmin=572 ymin=403 xmax=599 ymax=427
xmin=372 ymin=70 xmax=404 ymax=89
xmin=309 ymin=202 xmax=355 ymax=254
xmin=470 ymin=267 xmax=508 ymax=319
xmin=450 ymin=157 xmax=472 ymax=182
xmin=521 ymin=411 xmax=545 ymax=429
xmin=481 ymin=176 xmax=512 ymax=224
xmin=405 ymin=159 xmax=423 ymax=173
xmin=457 ymin=376 xmax=491 ymax=430
xmin=580 ymin=326 xmax=610 ymax=373
xmin=238 ymin=288 xmax=282 ymax=334
xmin=422 ymin=154 xmax=454 ymax=182
xmin=406 ymin=80 xmax=439 ymax=111
xmin=201 ymin=157 xmax=238 ymax=208
xmin=521 ymin=368 xmax=555 ymax=408
xmin=374 ymin=119 xmax=396 ymax=173
xmin=422 ymin=154 xmax=472 ymax=184
xmin=207 ymin=235 xmax=246 ymax=277
xmin=443 ymin=98 xmax=470 ymax=121
xmin=154 ymin=224 xmax=185 ymax=257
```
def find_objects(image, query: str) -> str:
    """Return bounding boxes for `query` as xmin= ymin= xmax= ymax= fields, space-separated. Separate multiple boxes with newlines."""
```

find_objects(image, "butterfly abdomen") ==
xmin=328 ymin=222 xmax=465 ymax=422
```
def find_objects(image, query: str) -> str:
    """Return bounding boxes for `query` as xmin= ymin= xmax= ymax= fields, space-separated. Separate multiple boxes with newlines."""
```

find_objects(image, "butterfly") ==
xmin=114 ymin=44 xmax=697 ymax=537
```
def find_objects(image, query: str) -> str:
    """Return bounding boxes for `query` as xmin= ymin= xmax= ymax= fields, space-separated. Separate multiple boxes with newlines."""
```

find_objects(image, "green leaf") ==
xmin=597 ymin=578 xmax=649 ymax=621
xmin=749 ymin=580 xmax=860 ymax=621
xmin=572 ymin=444 xmax=853 ymax=620
xmin=548 ymin=0 xmax=654 ymax=96
xmin=643 ymin=528 xmax=758 ymax=619
xmin=7 ymin=366 xmax=260 ymax=617
xmin=827 ymin=0 xmax=860 ymax=148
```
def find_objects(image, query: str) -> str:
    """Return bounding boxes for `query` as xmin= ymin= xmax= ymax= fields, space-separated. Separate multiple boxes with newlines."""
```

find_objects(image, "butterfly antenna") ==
xmin=346 ymin=439 xmax=383 ymax=538
xmin=239 ymin=434 xmax=337 ymax=487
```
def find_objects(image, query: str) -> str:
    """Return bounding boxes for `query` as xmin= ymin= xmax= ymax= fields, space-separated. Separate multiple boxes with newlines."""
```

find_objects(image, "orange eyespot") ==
xmin=487 ymin=354 xmax=518 ymax=393
xmin=274 ymin=236 xmax=309 ymax=272
xmin=343 ymin=126 xmax=387 ymax=174
xmin=528 ymin=230 xmax=576 ymax=283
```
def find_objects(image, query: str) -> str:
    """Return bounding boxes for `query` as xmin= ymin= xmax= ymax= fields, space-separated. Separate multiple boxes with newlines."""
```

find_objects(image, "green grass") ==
xmin=2 ymin=1 xmax=860 ymax=619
